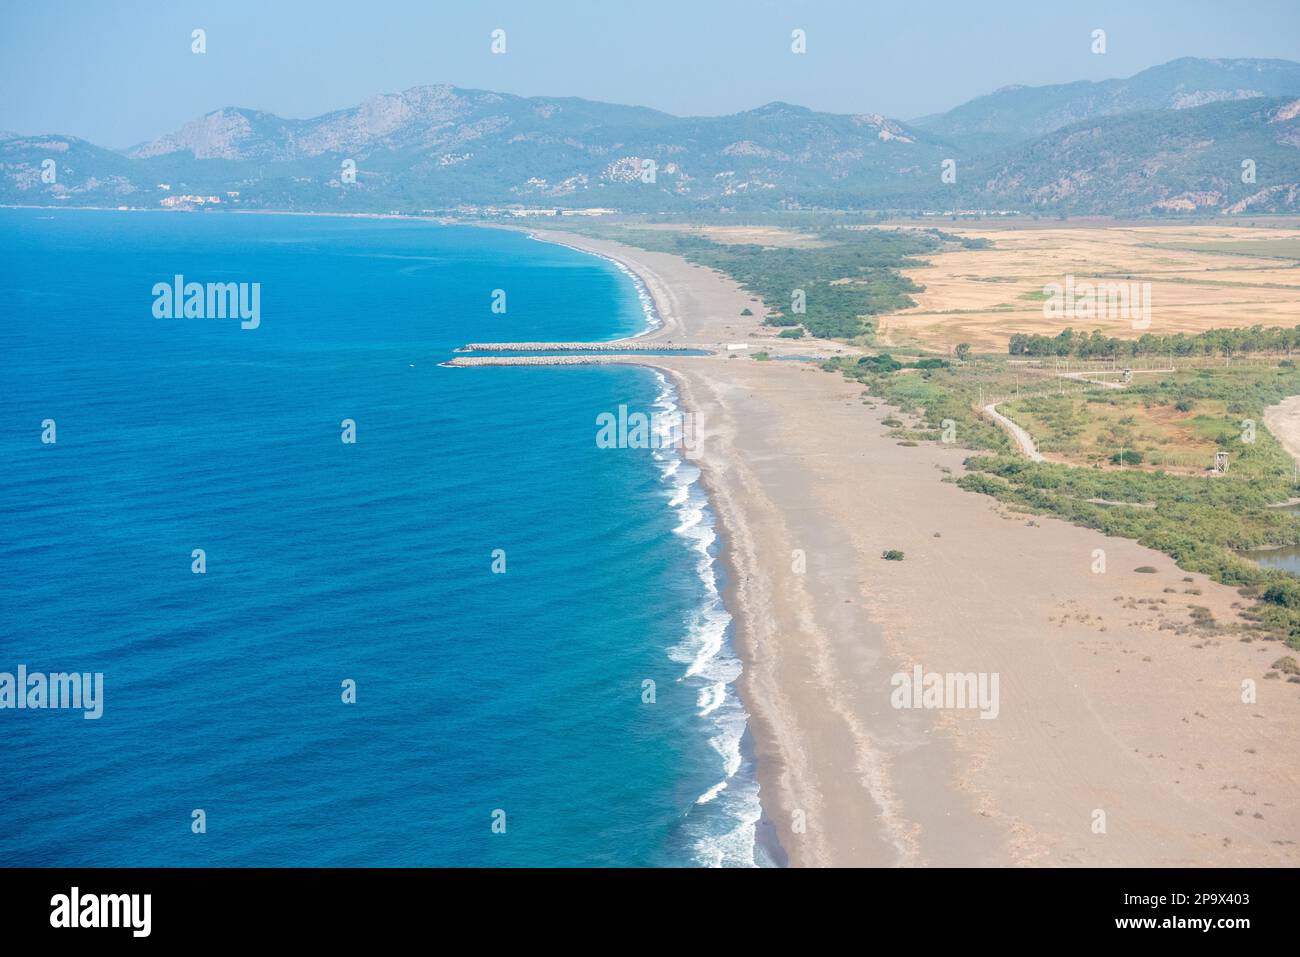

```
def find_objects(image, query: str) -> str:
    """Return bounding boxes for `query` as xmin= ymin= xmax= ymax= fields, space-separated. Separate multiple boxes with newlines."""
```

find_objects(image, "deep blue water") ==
xmin=0 ymin=208 xmax=759 ymax=867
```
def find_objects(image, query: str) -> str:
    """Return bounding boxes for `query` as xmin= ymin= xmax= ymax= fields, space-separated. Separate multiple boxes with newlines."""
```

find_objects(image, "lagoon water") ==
xmin=1243 ymin=546 xmax=1300 ymax=575
xmin=0 ymin=209 xmax=760 ymax=866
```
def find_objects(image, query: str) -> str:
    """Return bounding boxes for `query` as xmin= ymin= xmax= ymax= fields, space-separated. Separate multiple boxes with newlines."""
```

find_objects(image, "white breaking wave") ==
xmin=697 ymin=681 xmax=726 ymax=717
xmin=527 ymin=228 xmax=761 ymax=866
xmin=649 ymin=371 xmax=763 ymax=868
xmin=696 ymin=779 xmax=728 ymax=804
xmin=608 ymin=257 xmax=663 ymax=338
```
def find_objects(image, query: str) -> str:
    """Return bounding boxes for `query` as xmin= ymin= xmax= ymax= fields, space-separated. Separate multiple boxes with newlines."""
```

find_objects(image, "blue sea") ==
xmin=0 ymin=208 xmax=762 ymax=867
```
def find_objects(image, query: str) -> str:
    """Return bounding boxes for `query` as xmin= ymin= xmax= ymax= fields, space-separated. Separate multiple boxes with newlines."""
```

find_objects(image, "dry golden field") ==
xmin=879 ymin=224 xmax=1300 ymax=353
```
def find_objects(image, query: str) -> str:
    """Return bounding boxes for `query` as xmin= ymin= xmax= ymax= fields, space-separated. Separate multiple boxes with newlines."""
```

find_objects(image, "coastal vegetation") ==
xmin=827 ymin=339 xmax=1300 ymax=651
xmin=996 ymin=374 xmax=1275 ymax=474
xmin=552 ymin=222 xmax=972 ymax=340
xmin=826 ymin=353 xmax=1011 ymax=452
xmin=1009 ymin=325 xmax=1300 ymax=358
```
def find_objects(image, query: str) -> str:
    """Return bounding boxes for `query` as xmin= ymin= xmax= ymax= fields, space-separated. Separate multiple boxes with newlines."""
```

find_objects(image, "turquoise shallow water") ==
xmin=0 ymin=208 xmax=760 ymax=867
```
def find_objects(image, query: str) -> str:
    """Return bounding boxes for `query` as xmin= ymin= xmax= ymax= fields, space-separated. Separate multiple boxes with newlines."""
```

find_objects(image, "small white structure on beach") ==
xmin=727 ymin=343 xmax=749 ymax=351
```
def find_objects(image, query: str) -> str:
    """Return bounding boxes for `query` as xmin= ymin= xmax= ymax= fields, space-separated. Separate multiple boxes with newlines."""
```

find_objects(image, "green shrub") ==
xmin=1271 ymin=656 xmax=1300 ymax=674
xmin=1263 ymin=581 xmax=1300 ymax=609
xmin=858 ymin=354 xmax=904 ymax=373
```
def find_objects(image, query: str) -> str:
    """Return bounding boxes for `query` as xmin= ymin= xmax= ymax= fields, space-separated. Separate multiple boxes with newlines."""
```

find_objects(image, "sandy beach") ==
xmin=509 ymin=228 xmax=1300 ymax=867
xmin=1265 ymin=395 xmax=1300 ymax=470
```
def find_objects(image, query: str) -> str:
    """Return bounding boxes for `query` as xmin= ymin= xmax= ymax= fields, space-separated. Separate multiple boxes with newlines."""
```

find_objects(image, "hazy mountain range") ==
xmin=4 ymin=57 xmax=1299 ymax=216
xmin=912 ymin=56 xmax=1300 ymax=151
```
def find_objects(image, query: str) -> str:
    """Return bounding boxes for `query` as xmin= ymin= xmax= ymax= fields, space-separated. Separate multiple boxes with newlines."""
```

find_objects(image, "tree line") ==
xmin=1008 ymin=325 xmax=1300 ymax=358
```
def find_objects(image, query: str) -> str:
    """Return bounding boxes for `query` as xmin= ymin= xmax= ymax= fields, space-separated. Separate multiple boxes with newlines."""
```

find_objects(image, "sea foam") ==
xmin=650 ymin=372 xmax=763 ymax=868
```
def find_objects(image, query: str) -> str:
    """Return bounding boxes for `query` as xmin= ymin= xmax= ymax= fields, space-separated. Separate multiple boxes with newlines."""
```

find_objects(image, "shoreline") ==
xmin=662 ymin=364 xmax=797 ymax=868
xmin=643 ymin=368 xmax=765 ymax=867
xmin=511 ymin=227 xmax=798 ymax=866
xmin=505 ymin=227 xmax=922 ymax=866
xmin=520 ymin=231 xmax=664 ymax=340
xmin=654 ymin=365 xmax=788 ymax=868
xmin=550 ymin=230 xmax=781 ymax=866
xmin=463 ymin=221 xmax=782 ymax=865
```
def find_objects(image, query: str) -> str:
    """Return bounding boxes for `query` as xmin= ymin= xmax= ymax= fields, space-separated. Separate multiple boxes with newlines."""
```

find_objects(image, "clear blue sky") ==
xmin=4 ymin=0 xmax=1299 ymax=147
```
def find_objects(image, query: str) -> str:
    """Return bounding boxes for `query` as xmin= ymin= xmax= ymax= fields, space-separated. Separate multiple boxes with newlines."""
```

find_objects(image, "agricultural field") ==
xmin=1150 ymin=237 xmax=1300 ymax=259
xmin=878 ymin=224 xmax=1300 ymax=352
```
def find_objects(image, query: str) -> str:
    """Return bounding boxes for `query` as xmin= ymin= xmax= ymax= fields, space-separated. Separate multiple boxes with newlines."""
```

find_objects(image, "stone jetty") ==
xmin=442 ymin=354 xmax=651 ymax=367
xmin=454 ymin=341 xmax=696 ymax=353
